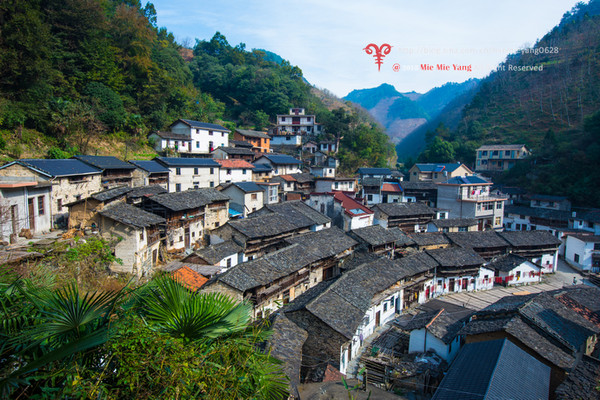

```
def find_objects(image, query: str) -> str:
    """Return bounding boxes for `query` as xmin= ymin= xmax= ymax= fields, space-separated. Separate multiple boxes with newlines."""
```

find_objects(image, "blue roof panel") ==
xmin=74 ymin=155 xmax=135 ymax=170
xmin=443 ymin=176 xmax=489 ymax=185
xmin=155 ymin=157 xmax=220 ymax=167
xmin=259 ymin=154 xmax=301 ymax=165
xmin=233 ymin=181 xmax=264 ymax=193
xmin=128 ymin=160 xmax=170 ymax=173
xmin=356 ymin=167 xmax=391 ymax=175
xmin=20 ymin=159 xmax=102 ymax=177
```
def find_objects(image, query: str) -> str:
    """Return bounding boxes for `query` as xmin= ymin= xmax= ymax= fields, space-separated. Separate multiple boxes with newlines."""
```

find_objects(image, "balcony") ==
xmin=459 ymin=193 xmax=508 ymax=202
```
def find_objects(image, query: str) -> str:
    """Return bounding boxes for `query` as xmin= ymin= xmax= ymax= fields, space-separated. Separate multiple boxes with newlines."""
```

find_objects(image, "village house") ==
xmin=432 ymin=338 xmax=551 ymax=400
xmin=125 ymin=185 xmax=167 ymax=205
xmin=140 ymin=189 xmax=230 ymax=252
xmin=314 ymin=177 xmax=356 ymax=193
xmin=437 ymin=175 xmax=507 ymax=230
xmin=565 ymin=234 xmax=600 ymax=272
xmin=272 ymin=107 xmax=323 ymax=137
xmin=486 ymin=253 xmax=542 ymax=286
xmin=381 ymin=182 xmax=402 ymax=203
xmin=256 ymin=182 xmax=279 ymax=205
xmin=445 ymin=231 xmax=509 ymax=260
xmin=530 ymin=194 xmax=572 ymax=211
xmin=211 ymin=146 xmax=255 ymax=162
xmin=213 ymin=201 xmax=331 ymax=260
xmin=67 ymin=185 xmax=132 ymax=229
xmin=97 ymin=202 xmax=165 ymax=276
xmin=475 ymin=144 xmax=529 ymax=172
xmin=254 ymin=154 xmax=302 ymax=176
xmin=251 ymin=163 xmax=273 ymax=182
xmin=348 ymin=224 xmax=413 ymax=257
xmin=309 ymin=164 xmax=336 ymax=178
xmin=397 ymin=300 xmax=473 ymax=363
xmin=233 ymin=129 xmax=270 ymax=154
xmin=371 ymin=202 xmax=436 ymax=232
xmin=214 ymin=159 xmax=254 ymax=184
xmin=569 ymin=209 xmax=600 ymax=235
xmin=148 ymin=131 xmax=192 ymax=154
xmin=306 ymin=191 xmax=374 ymax=231
xmin=169 ymin=119 xmax=230 ymax=154
xmin=302 ymin=140 xmax=318 ymax=154
xmin=426 ymin=218 xmax=478 ymax=233
xmin=0 ymin=177 xmax=52 ymax=240
xmin=0 ymin=159 xmax=103 ymax=224
xmin=318 ymin=140 xmax=337 ymax=154
xmin=154 ymin=157 xmax=220 ymax=192
xmin=408 ymin=163 xmax=473 ymax=183
xmin=180 ymin=239 xmax=243 ymax=272
xmin=73 ymin=155 xmax=135 ymax=189
xmin=219 ymin=181 xmax=264 ymax=217
xmin=202 ymin=227 xmax=356 ymax=318
xmin=399 ymin=181 xmax=438 ymax=207
xmin=356 ymin=167 xmax=391 ymax=182
xmin=409 ymin=232 xmax=451 ymax=251
xmin=128 ymin=160 xmax=170 ymax=189
xmin=360 ymin=177 xmax=382 ymax=205
xmin=284 ymin=173 xmax=314 ymax=196
xmin=499 ymin=230 xmax=561 ymax=273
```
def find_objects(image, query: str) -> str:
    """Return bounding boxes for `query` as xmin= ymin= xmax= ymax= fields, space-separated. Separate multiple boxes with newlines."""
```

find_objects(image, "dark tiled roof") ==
xmin=372 ymin=202 xmax=436 ymax=217
xmin=148 ymin=189 xmax=229 ymax=212
xmin=445 ymin=231 xmax=510 ymax=249
xmin=91 ymin=185 xmax=132 ymax=202
xmin=252 ymin=163 xmax=272 ymax=172
xmin=360 ymin=177 xmax=382 ymax=187
xmin=227 ymin=213 xmax=299 ymax=239
xmin=568 ymin=234 xmax=600 ymax=243
xmin=215 ymin=147 xmax=255 ymax=155
xmin=288 ymin=173 xmax=313 ymax=184
xmin=236 ymin=129 xmax=270 ymax=139
xmin=530 ymin=194 xmax=569 ymax=202
xmin=173 ymin=119 xmax=229 ymax=131
xmin=486 ymin=253 xmax=537 ymax=273
xmin=432 ymin=339 xmax=550 ymax=400
xmin=154 ymin=157 xmax=220 ymax=168
xmin=229 ymin=140 xmax=254 ymax=148
xmin=17 ymin=159 xmax=101 ymax=177
xmin=284 ymin=227 xmax=357 ymax=255
xmin=409 ymin=232 xmax=451 ymax=247
xmin=557 ymin=286 xmax=600 ymax=314
xmin=128 ymin=160 xmax=170 ymax=173
xmin=350 ymin=225 xmax=413 ymax=247
xmin=257 ymin=154 xmax=302 ymax=165
xmin=127 ymin=185 xmax=168 ymax=199
xmin=441 ymin=176 xmax=490 ymax=185
xmin=414 ymin=163 xmax=464 ymax=173
xmin=73 ymin=155 xmax=135 ymax=170
xmin=99 ymin=202 xmax=165 ymax=228
xmin=229 ymin=181 xmax=264 ymax=193
xmin=572 ymin=209 xmax=600 ymax=223
xmin=425 ymin=247 xmax=485 ymax=268
xmin=400 ymin=181 xmax=438 ymax=190
xmin=260 ymin=201 xmax=330 ymax=227
xmin=504 ymin=205 xmax=571 ymax=222
xmin=193 ymin=240 xmax=243 ymax=265
xmin=151 ymin=131 xmax=191 ymax=140
xmin=431 ymin=218 xmax=478 ymax=228
xmin=499 ymin=230 xmax=562 ymax=247
xmin=356 ymin=167 xmax=391 ymax=175
xmin=555 ymin=356 xmax=600 ymax=400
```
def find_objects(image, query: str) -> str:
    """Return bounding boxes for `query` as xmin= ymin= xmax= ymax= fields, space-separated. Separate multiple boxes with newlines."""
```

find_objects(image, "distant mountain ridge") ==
xmin=343 ymin=79 xmax=479 ymax=149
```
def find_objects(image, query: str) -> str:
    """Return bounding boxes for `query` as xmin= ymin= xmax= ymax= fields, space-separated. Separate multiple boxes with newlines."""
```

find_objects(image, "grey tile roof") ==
xmin=400 ymin=181 xmax=438 ymax=190
xmin=431 ymin=218 xmax=478 ymax=228
xmin=227 ymin=213 xmax=299 ymax=239
xmin=17 ymin=159 xmax=102 ymax=177
xmin=91 ymin=185 xmax=132 ymax=202
xmin=530 ymin=194 xmax=569 ymax=202
xmin=148 ymin=189 xmax=229 ymax=212
xmin=99 ymin=202 xmax=165 ymax=228
xmin=360 ymin=177 xmax=382 ymax=187
xmin=128 ymin=160 xmax=170 ymax=173
xmin=425 ymin=247 xmax=485 ymax=268
xmin=231 ymin=181 xmax=264 ymax=193
xmin=284 ymin=227 xmax=357 ymax=255
xmin=498 ymin=230 xmax=562 ymax=247
xmin=257 ymin=154 xmax=302 ymax=165
xmin=372 ymin=202 xmax=436 ymax=217
xmin=215 ymin=147 xmax=255 ymax=155
xmin=236 ymin=129 xmax=270 ymax=139
xmin=73 ymin=155 xmax=135 ymax=170
xmin=288 ymin=173 xmax=313 ymax=184
xmin=555 ymin=356 xmax=600 ymax=400
xmin=350 ymin=225 xmax=413 ymax=247
xmin=356 ymin=167 xmax=391 ymax=175
xmin=572 ymin=209 xmax=600 ymax=223
xmin=504 ymin=205 xmax=571 ymax=222
xmin=127 ymin=185 xmax=168 ymax=199
xmin=409 ymin=232 xmax=451 ymax=247
xmin=445 ymin=231 xmax=510 ymax=249
xmin=174 ymin=119 xmax=229 ymax=131
xmin=193 ymin=240 xmax=243 ymax=265
xmin=260 ymin=201 xmax=330 ymax=228
xmin=154 ymin=157 xmax=220 ymax=168
xmin=251 ymin=163 xmax=272 ymax=172
xmin=432 ymin=339 xmax=550 ymax=400
xmin=486 ymin=253 xmax=535 ymax=273
xmin=229 ymin=140 xmax=254 ymax=148
xmin=152 ymin=131 xmax=191 ymax=140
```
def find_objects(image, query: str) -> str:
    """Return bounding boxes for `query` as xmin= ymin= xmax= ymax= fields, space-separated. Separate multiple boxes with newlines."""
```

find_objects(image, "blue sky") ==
xmin=151 ymin=0 xmax=580 ymax=97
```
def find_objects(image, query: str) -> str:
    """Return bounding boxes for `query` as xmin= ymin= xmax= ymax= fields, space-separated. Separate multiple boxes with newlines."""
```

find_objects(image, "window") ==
xmin=209 ymin=181 xmax=214 ymax=188
xmin=192 ymin=232 xmax=195 ymax=237
xmin=176 ymin=183 xmax=181 ymax=192
xmin=140 ymin=231 xmax=144 ymax=241
xmin=227 ymin=169 xmax=231 ymax=175
xmin=57 ymin=199 xmax=62 ymax=210
xmin=209 ymin=130 xmax=213 ymax=136
xmin=516 ymin=271 xmax=521 ymax=280
xmin=242 ymin=169 xmax=246 ymax=175
xmin=210 ymin=168 xmax=214 ymax=175
xmin=75 ymin=195 xmax=82 ymax=201
xmin=37 ymin=196 xmax=45 ymax=215
xmin=281 ymin=117 xmax=286 ymax=121
xmin=505 ymin=150 xmax=511 ymax=156
xmin=196 ymin=141 xmax=200 ymax=148
xmin=495 ymin=217 xmax=501 ymax=226
xmin=574 ymin=254 xmax=580 ymax=263
xmin=179 ymin=236 xmax=183 ymax=242
xmin=285 ymin=136 xmax=291 ymax=141
xmin=367 ymin=194 xmax=373 ymax=201
xmin=215 ymin=221 xmax=220 ymax=227
xmin=176 ymin=168 xmax=181 ymax=175
xmin=221 ymin=132 xmax=225 ymax=137
xmin=251 ymin=193 xmax=257 ymax=200
xmin=496 ymin=202 xmax=502 ymax=209
xmin=492 ymin=150 xmax=499 ymax=156
xmin=458 ymin=227 xmax=467 ymax=232
xmin=226 ymin=258 xmax=232 ymax=268
xmin=194 ymin=168 xmax=198 ymax=175
xmin=383 ymin=303 xmax=388 ymax=312
xmin=321 ymin=204 xmax=325 ymax=213
xmin=209 ymin=141 xmax=213 ymax=150
xmin=482 ymin=151 xmax=488 ymax=156
xmin=594 ymin=243 xmax=600 ymax=251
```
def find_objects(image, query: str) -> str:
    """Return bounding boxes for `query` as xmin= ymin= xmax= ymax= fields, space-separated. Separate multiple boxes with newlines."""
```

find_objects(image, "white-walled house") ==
xmin=169 ymin=119 xmax=230 ymax=154
xmin=154 ymin=157 xmax=220 ymax=192
xmin=219 ymin=181 xmax=264 ymax=217
xmin=306 ymin=191 xmax=373 ymax=231
xmin=254 ymin=154 xmax=302 ymax=176
xmin=215 ymin=159 xmax=254 ymax=184
xmin=148 ymin=131 xmax=192 ymax=154
xmin=314 ymin=177 xmax=356 ymax=193
xmin=487 ymin=253 xmax=542 ymax=286
xmin=181 ymin=240 xmax=244 ymax=273
xmin=565 ymin=234 xmax=600 ymax=272
xmin=0 ymin=178 xmax=52 ymax=240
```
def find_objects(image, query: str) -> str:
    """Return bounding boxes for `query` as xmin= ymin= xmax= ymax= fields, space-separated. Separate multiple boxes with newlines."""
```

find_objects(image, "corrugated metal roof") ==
xmin=19 ymin=159 xmax=102 ymax=177
xmin=73 ymin=155 xmax=135 ymax=170
xmin=257 ymin=154 xmax=302 ymax=165
xmin=155 ymin=157 xmax=220 ymax=167
xmin=128 ymin=160 xmax=170 ymax=173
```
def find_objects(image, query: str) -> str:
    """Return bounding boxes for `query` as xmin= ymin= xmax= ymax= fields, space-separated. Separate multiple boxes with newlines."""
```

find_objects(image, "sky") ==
xmin=150 ymin=0 xmax=580 ymax=97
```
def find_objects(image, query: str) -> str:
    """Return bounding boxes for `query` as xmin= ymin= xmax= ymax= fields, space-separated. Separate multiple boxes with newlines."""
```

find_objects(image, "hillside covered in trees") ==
xmin=418 ymin=0 xmax=600 ymax=207
xmin=0 ymin=0 xmax=394 ymax=171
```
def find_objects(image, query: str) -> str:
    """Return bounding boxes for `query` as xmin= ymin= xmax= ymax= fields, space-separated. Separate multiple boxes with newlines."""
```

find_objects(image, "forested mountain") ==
xmin=418 ymin=0 xmax=600 ymax=207
xmin=0 ymin=0 xmax=394 ymax=171
xmin=344 ymin=80 xmax=479 ymax=149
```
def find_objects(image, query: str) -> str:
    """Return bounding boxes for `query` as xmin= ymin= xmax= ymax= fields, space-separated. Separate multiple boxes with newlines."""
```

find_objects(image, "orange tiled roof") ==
xmin=215 ymin=159 xmax=255 ymax=169
xmin=382 ymin=183 xmax=402 ymax=193
xmin=280 ymin=175 xmax=297 ymax=182
xmin=172 ymin=266 xmax=208 ymax=291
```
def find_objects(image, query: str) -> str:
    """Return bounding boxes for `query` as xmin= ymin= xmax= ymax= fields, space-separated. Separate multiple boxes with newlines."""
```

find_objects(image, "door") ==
xmin=27 ymin=198 xmax=35 ymax=231
xmin=10 ymin=205 xmax=17 ymax=234
xmin=184 ymin=227 xmax=190 ymax=248
xmin=152 ymin=249 xmax=158 ymax=266
xmin=449 ymin=278 xmax=455 ymax=292
xmin=375 ymin=311 xmax=381 ymax=327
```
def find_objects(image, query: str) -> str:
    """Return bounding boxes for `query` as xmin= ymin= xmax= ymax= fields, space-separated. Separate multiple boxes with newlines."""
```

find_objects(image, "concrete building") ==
xmin=169 ymin=119 xmax=230 ymax=154
xmin=408 ymin=163 xmax=473 ymax=183
xmin=154 ymin=157 xmax=220 ymax=192
xmin=565 ymin=234 xmax=600 ymax=272
xmin=475 ymin=144 xmax=529 ymax=172
xmin=0 ymin=177 xmax=52 ymax=240
xmin=219 ymin=181 xmax=264 ymax=217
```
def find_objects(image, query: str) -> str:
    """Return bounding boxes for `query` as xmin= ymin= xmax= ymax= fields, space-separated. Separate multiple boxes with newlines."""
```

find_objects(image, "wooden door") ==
xmin=375 ymin=311 xmax=381 ymax=327
xmin=27 ymin=198 xmax=35 ymax=231
xmin=184 ymin=227 xmax=190 ymax=248
xmin=11 ymin=205 xmax=17 ymax=234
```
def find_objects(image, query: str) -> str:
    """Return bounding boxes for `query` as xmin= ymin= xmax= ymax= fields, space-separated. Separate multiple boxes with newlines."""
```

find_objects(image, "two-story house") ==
xmin=129 ymin=160 xmax=170 ymax=189
xmin=148 ymin=131 xmax=192 ymax=154
xmin=215 ymin=159 xmax=254 ymax=184
xmin=73 ymin=155 xmax=135 ymax=189
xmin=233 ymin=129 xmax=270 ymax=154
xmin=408 ymin=163 xmax=473 ymax=182
xmin=437 ymin=176 xmax=507 ymax=230
xmin=254 ymin=154 xmax=302 ymax=176
xmin=169 ymin=119 xmax=230 ymax=154
xmin=475 ymin=144 xmax=530 ymax=172
xmin=219 ymin=181 xmax=264 ymax=217
xmin=272 ymin=108 xmax=323 ymax=137
xmin=154 ymin=157 xmax=220 ymax=192
xmin=0 ymin=177 xmax=52 ymax=240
